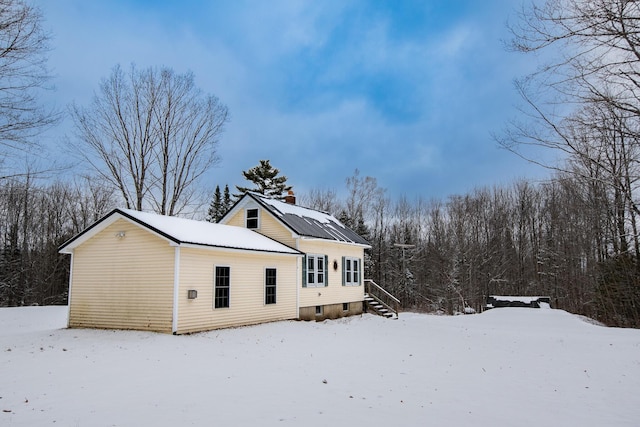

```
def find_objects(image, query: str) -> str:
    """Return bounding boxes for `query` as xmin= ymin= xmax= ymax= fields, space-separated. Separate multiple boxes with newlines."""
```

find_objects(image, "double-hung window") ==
xmin=343 ymin=257 xmax=361 ymax=286
xmin=214 ymin=266 xmax=230 ymax=308
xmin=304 ymin=254 xmax=326 ymax=287
xmin=246 ymin=208 xmax=259 ymax=229
xmin=265 ymin=268 xmax=277 ymax=305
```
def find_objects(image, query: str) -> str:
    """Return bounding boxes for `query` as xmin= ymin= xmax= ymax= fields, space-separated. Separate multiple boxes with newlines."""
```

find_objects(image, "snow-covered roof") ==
xmin=243 ymin=193 xmax=370 ymax=246
xmin=59 ymin=208 xmax=301 ymax=255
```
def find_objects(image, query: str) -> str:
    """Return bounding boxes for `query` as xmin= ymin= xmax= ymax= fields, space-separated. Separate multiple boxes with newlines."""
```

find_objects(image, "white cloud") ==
xmin=31 ymin=0 xmax=550 ymax=201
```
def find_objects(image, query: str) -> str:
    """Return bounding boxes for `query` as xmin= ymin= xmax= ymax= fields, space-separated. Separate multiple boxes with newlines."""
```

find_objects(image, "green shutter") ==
xmin=324 ymin=255 xmax=329 ymax=287
xmin=342 ymin=256 xmax=346 ymax=286
xmin=302 ymin=255 xmax=307 ymax=288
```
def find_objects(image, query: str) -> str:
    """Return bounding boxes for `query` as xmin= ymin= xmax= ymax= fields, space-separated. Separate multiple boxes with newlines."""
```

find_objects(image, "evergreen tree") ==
xmin=235 ymin=160 xmax=292 ymax=199
xmin=223 ymin=184 xmax=232 ymax=212
xmin=338 ymin=207 xmax=370 ymax=239
xmin=206 ymin=186 xmax=223 ymax=222
xmin=355 ymin=210 xmax=370 ymax=241
xmin=338 ymin=209 xmax=352 ymax=228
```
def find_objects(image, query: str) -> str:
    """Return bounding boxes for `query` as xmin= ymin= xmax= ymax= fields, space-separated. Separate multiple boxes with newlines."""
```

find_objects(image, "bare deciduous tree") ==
xmin=0 ymin=0 xmax=58 ymax=152
xmin=70 ymin=64 xmax=229 ymax=216
xmin=502 ymin=0 xmax=640 ymax=170
xmin=301 ymin=187 xmax=340 ymax=215
xmin=0 ymin=174 xmax=115 ymax=307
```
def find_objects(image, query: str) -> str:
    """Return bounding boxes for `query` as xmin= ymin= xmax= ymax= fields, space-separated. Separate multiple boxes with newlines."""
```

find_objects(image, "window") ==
xmin=343 ymin=257 xmax=361 ymax=286
xmin=246 ymin=208 xmax=259 ymax=229
xmin=343 ymin=302 xmax=349 ymax=312
xmin=265 ymin=268 xmax=276 ymax=305
xmin=214 ymin=266 xmax=230 ymax=308
xmin=304 ymin=254 xmax=326 ymax=287
xmin=315 ymin=305 xmax=323 ymax=316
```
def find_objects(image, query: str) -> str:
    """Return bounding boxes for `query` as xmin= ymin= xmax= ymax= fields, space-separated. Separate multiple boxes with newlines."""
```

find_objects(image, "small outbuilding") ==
xmin=485 ymin=295 xmax=552 ymax=310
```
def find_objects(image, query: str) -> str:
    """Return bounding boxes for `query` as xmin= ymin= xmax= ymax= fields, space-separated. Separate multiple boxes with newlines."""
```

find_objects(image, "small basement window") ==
xmin=343 ymin=302 xmax=349 ymax=312
xmin=315 ymin=305 xmax=323 ymax=316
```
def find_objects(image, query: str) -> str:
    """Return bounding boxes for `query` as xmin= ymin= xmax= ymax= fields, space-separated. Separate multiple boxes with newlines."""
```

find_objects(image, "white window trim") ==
xmin=344 ymin=257 xmax=361 ymax=286
xmin=245 ymin=208 xmax=260 ymax=229
xmin=306 ymin=254 xmax=326 ymax=288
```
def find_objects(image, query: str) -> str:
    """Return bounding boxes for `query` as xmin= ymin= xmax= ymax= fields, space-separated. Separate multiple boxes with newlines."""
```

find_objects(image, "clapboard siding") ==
xmin=225 ymin=202 xmax=366 ymax=314
xmin=256 ymin=211 xmax=297 ymax=247
xmin=224 ymin=208 xmax=244 ymax=227
xmin=225 ymin=204 xmax=297 ymax=248
xmin=298 ymin=239 xmax=365 ymax=310
xmin=176 ymin=247 xmax=298 ymax=333
xmin=69 ymin=219 xmax=175 ymax=333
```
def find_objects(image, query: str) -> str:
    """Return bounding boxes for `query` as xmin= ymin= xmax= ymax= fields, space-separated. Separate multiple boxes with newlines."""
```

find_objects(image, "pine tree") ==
xmin=223 ymin=184 xmax=232 ymax=212
xmin=235 ymin=160 xmax=292 ymax=199
xmin=355 ymin=210 xmax=370 ymax=240
xmin=338 ymin=207 xmax=370 ymax=239
xmin=206 ymin=185 xmax=223 ymax=222
xmin=338 ymin=209 xmax=353 ymax=229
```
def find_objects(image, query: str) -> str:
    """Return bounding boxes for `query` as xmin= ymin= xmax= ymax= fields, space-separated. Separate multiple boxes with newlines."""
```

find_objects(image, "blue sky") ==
xmin=33 ymin=0 xmax=551 ymax=200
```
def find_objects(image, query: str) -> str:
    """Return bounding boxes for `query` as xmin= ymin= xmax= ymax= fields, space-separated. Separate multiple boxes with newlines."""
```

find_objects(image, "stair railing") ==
xmin=364 ymin=279 xmax=400 ymax=318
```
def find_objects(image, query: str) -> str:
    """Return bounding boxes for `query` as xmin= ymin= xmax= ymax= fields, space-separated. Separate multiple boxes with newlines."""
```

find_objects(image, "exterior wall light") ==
xmin=187 ymin=289 xmax=198 ymax=299
xmin=115 ymin=231 xmax=126 ymax=239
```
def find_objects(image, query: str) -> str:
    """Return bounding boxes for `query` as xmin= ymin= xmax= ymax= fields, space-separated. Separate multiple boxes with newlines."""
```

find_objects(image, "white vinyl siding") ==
xmin=298 ymin=240 xmax=365 ymax=310
xmin=223 ymin=205 xmax=297 ymax=247
xmin=176 ymin=248 xmax=298 ymax=333
xmin=68 ymin=219 xmax=174 ymax=333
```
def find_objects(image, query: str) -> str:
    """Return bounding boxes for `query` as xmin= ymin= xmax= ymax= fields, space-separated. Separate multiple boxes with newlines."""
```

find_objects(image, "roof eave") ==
xmin=58 ymin=208 xmax=181 ymax=254
xmin=178 ymin=241 xmax=302 ymax=255
xmin=298 ymin=236 xmax=372 ymax=249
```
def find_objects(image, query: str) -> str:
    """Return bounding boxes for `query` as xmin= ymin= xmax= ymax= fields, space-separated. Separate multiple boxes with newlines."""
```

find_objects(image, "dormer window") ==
xmin=246 ymin=208 xmax=259 ymax=229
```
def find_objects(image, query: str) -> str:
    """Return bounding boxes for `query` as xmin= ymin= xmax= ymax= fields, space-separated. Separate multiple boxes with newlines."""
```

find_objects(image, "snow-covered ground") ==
xmin=1 ymin=306 xmax=639 ymax=426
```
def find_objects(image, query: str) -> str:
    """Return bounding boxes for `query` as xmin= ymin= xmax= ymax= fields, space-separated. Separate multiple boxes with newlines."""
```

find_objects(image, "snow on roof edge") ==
xmin=61 ymin=208 xmax=301 ymax=255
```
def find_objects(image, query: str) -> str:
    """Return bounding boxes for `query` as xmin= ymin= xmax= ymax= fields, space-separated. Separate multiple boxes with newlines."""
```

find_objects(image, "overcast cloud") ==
xmin=33 ymin=0 xmax=551 ymax=200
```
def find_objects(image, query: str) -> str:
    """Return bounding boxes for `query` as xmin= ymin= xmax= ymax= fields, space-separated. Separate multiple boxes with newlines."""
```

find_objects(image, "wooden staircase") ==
xmin=364 ymin=279 xmax=400 ymax=319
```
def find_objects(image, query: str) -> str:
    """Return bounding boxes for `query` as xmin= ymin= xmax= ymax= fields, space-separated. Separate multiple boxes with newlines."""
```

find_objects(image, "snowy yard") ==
xmin=1 ymin=306 xmax=639 ymax=426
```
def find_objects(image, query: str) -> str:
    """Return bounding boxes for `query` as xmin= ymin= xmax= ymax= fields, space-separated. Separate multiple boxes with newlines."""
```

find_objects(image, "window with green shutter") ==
xmin=342 ymin=257 xmax=361 ymax=286
xmin=303 ymin=254 xmax=327 ymax=287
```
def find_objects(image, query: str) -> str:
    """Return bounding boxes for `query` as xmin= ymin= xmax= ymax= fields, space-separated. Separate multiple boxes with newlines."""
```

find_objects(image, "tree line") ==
xmin=0 ymin=176 xmax=115 ymax=306
xmin=302 ymin=168 xmax=637 ymax=327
